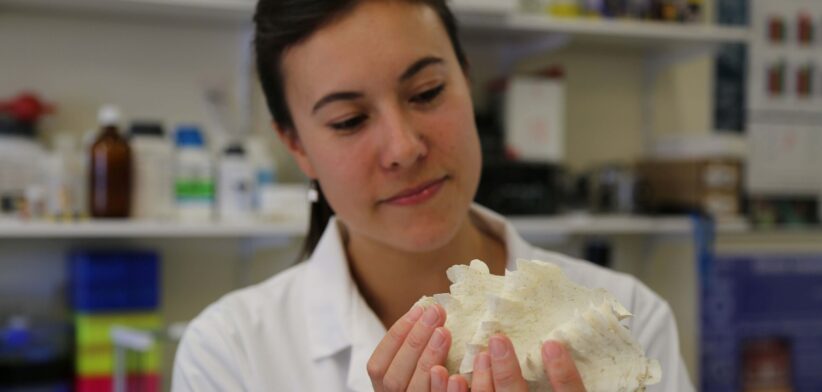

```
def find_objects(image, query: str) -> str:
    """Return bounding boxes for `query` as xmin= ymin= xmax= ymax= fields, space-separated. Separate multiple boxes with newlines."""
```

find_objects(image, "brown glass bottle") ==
xmin=89 ymin=106 xmax=132 ymax=218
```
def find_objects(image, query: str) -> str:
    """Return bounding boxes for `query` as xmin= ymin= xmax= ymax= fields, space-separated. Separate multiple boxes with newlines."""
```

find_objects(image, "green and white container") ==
xmin=173 ymin=125 xmax=213 ymax=222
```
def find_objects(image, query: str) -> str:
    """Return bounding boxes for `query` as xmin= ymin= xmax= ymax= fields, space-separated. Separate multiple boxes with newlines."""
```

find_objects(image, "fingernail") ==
xmin=422 ymin=306 xmax=440 ymax=327
xmin=429 ymin=328 xmax=447 ymax=349
xmin=447 ymin=376 xmax=460 ymax=392
xmin=405 ymin=306 xmax=423 ymax=322
xmin=543 ymin=341 xmax=562 ymax=361
xmin=475 ymin=352 xmax=490 ymax=371
xmin=489 ymin=336 xmax=508 ymax=359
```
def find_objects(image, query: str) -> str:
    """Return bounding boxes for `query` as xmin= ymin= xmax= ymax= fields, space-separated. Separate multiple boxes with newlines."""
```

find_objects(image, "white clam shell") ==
xmin=415 ymin=259 xmax=662 ymax=392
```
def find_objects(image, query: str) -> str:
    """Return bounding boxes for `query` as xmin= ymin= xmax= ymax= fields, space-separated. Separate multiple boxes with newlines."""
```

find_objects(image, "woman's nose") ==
xmin=379 ymin=110 xmax=428 ymax=170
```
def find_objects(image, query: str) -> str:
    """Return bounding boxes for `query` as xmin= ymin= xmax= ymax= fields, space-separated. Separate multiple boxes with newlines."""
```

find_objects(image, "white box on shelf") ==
xmin=259 ymin=184 xmax=309 ymax=223
xmin=746 ymin=122 xmax=822 ymax=195
xmin=504 ymin=75 xmax=565 ymax=163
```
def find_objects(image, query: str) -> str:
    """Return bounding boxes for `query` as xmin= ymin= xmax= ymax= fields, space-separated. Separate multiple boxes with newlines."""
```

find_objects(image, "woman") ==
xmin=172 ymin=1 xmax=694 ymax=391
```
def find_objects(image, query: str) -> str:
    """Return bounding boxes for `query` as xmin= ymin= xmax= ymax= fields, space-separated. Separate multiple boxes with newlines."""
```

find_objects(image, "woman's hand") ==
xmin=367 ymin=304 xmax=452 ymax=391
xmin=429 ymin=335 xmax=586 ymax=392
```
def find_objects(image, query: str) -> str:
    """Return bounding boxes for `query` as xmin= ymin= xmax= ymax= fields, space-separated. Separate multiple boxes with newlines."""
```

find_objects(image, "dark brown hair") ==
xmin=253 ymin=0 xmax=468 ymax=260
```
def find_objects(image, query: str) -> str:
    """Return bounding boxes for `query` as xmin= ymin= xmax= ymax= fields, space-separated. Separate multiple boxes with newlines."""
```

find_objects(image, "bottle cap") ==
xmin=98 ymin=105 xmax=122 ymax=127
xmin=129 ymin=121 xmax=165 ymax=137
xmin=223 ymin=143 xmax=245 ymax=156
xmin=175 ymin=125 xmax=204 ymax=147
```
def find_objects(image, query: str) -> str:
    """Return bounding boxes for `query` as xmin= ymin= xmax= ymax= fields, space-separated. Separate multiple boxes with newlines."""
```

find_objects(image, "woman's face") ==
xmin=280 ymin=0 xmax=481 ymax=253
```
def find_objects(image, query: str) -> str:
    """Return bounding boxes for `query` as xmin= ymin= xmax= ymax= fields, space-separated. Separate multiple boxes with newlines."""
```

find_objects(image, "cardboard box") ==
xmin=637 ymin=158 xmax=743 ymax=217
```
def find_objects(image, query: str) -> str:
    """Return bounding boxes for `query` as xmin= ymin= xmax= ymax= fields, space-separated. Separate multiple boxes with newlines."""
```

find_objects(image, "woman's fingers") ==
xmin=447 ymin=374 xmax=469 ymax=392
xmin=381 ymin=305 xmax=446 ymax=391
xmin=431 ymin=367 xmax=469 ymax=392
xmin=429 ymin=365 xmax=449 ymax=392
xmin=367 ymin=305 xmax=424 ymax=391
xmin=488 ymin=335 xmax=529 ymax=391
xmin=542 ymin=341 xmax=586 ymax=392
xmin=469 ymin=351 xmax=493 ymax=392
xmin=407 ymin=327 xmax=451 ymax=390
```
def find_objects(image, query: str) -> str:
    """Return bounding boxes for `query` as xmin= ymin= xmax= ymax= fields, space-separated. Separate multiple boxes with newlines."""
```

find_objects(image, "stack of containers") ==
xmin=69 ymin=250 xmax=161 ymax=392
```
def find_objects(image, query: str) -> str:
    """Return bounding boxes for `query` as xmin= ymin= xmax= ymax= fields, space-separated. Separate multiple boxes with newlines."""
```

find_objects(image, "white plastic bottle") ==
xmin=0 ymin=119 xmax=47 ymax=207
xmin=174 ymin=125 xmax=214 ymax=222
xmin=217 ymin=143 xmax=254 ymax=222
xmin=129 ymin=122 xmax=174 ymax=221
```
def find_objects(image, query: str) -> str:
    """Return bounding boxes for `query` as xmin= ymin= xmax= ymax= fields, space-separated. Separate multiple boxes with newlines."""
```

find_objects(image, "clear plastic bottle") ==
xmin=89 ymin=105 xmax=132 ymax=218
xmin=174 ymin=125 xmax=214 ymax=222
xmin=129 ymin=122 xmax=174 ymax=221
xmin=245 ymin=136 xmax=278 ymax=211
xmin=218 ymin=143 xmax=254 ymax=222
xmin=45 ymin=134 xmax=82 ymax=219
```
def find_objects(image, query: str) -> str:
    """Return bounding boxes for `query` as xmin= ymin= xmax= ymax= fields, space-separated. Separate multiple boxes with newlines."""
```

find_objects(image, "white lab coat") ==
xmin=172 ymin=205 xmax=695 ymax=391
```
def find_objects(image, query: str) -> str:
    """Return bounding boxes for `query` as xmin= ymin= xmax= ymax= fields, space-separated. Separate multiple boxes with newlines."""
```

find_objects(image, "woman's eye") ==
xmin=410 ymin=84 xmax=445 ymax=104
xmin=329 ymin=115 xmax=368 ymax=131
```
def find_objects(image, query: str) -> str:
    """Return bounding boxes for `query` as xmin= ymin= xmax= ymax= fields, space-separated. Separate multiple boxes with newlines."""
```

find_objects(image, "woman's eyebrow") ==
xmin=399 ymin=56 xmax=444 ymax=82
xmin=312 ymin=91 xmax=363 ymax=114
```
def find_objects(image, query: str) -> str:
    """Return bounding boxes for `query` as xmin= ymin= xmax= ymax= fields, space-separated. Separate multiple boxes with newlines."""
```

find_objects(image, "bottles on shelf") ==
xmin=0 ymin=103 xmax=292 ymax=224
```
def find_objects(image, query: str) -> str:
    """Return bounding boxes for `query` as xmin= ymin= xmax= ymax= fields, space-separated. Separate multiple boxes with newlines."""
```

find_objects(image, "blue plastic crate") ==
xmin=68 ymin=250 xmax=160 ymax=312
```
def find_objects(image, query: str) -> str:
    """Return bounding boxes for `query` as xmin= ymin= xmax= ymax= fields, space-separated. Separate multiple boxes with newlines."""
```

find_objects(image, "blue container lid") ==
xmin=175 ymin=125 xmax=204 ymax=148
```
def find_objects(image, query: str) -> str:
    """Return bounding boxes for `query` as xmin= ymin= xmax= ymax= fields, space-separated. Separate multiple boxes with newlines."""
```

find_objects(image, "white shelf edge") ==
xmin=509 ymin=215 xmax=694 ymax=237
xmin=0 ymin=219 xmax=307 ymax=239
xmin=0 ymin=216 xmax=769 ymax=239
xmin=501 ymin=14 xmax=749 ymax=44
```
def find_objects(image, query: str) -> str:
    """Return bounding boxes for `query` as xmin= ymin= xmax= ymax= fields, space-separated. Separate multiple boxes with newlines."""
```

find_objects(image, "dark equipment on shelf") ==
xmin=475 ymin=160 xmax=566 ymax=215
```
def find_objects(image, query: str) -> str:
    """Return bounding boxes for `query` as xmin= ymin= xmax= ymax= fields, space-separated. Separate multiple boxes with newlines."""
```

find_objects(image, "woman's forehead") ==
xmin=280 ymin=1 xmax=454 ymax=96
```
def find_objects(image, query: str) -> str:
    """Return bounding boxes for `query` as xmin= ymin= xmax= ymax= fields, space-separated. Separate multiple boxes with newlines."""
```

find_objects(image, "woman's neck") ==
xmin=343 ymin=211 xmax=507 ymax=329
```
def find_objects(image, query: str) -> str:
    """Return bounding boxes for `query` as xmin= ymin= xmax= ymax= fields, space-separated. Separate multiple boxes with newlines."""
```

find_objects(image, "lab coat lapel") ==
xmin=302 ymin=217 xmax=386 ymax=391
xmin=303 ymin=218 xmax=354 ymax=361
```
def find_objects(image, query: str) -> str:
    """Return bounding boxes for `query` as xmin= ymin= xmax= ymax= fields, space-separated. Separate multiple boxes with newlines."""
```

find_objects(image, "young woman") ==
xmin=172 ymin=1 xmax=694 ymax=391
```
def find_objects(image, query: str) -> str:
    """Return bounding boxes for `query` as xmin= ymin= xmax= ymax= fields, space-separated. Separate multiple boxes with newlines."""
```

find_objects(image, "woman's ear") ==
xmin=274 ymin=123 xmax=317 ymax=179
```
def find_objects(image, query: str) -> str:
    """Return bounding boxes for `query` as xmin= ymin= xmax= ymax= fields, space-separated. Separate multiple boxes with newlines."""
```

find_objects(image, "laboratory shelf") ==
xmin=510 ymin=214 xmax=752 ymax=239
xmin=0 ymin=0 xmax=255 ymax=24
xmin=0 ymin=219 xmax=307 ymax=239
xmin=0 ymin=0 xmax=750 ymax=50
xmin=0 ymin=215 xmax=750 ymax=239
xmin=509 ymin=214 xmax=693 ymax=237
xmin=456 ymin=12 xmax=750 ymax=49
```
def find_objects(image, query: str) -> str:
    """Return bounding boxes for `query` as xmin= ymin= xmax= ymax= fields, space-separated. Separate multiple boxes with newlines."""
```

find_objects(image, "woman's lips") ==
xmin=382 ymin=177 xmax=448 ymax=206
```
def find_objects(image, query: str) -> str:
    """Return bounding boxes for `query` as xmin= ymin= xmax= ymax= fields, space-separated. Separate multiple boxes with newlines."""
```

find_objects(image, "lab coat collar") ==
xmin=469 ymin=203 xmax=535 ymax=270
xmin=302 ymin=204 xmax=535 ymax=391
